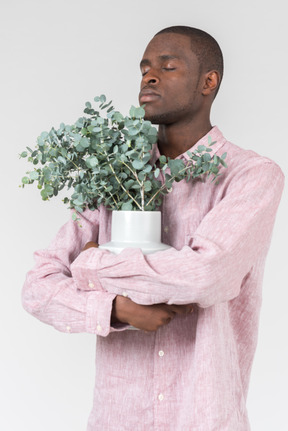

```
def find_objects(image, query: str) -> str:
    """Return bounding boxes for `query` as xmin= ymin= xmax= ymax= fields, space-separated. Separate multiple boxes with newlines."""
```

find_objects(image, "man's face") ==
xmin=139 ymin=33 xmax=203 ymax=125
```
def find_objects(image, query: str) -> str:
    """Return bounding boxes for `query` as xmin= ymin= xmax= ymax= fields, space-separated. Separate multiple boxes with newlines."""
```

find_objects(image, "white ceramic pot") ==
xmin=99 ymin=211 xmax=170 ymax=330
xmin=99 ymin=210 xmax=171 ymax=255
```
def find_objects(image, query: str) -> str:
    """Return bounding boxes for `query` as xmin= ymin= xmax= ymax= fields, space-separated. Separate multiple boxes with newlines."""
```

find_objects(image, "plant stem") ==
xmin=120 ymin=160 xmax=145 ymax=210
xmin=145 ymin=163 xmax=192 ymax=208
xmin=103 ymin=149 xmax=142 ymax=210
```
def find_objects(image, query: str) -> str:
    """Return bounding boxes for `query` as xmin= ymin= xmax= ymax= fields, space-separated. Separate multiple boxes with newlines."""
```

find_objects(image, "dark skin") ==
xmin=83 ymin=33 xmax=220 ymax=331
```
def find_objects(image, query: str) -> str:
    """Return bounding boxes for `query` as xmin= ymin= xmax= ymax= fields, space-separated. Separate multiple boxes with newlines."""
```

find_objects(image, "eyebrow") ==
xmin=140 ymin=55 xmax=180 ymax=68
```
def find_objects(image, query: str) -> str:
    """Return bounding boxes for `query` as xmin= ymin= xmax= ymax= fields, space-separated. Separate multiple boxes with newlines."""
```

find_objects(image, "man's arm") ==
xmin=111 ymin=295 xmax=194 ymax=331
xmin=71 ymin=160 xmax=284 ymax=308
xmin=22 ymin=209 xmax=122 ymax=336
xmin=84 ymin=241 xmax=194 ymax=331
xmin=22 ymin=211 xmax=192 ymax=335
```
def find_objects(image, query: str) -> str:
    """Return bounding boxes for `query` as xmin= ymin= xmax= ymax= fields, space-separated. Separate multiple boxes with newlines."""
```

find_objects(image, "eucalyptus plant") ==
xmin=20 ymin=95 xmax=227 ymax=216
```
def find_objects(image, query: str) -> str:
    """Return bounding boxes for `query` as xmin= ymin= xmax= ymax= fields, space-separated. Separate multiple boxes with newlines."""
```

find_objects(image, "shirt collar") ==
xmin=150 ymin=126 xmax=226 ymax=164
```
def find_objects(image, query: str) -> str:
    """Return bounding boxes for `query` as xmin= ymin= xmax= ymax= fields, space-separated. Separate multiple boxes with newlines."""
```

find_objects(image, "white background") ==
xmin=1 ymin=0 xmax=287 ymax=430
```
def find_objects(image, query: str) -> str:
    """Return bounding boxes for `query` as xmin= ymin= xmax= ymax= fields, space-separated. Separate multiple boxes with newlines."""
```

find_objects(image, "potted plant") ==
xmin=20 ymin=95 xmax=227 ymax=254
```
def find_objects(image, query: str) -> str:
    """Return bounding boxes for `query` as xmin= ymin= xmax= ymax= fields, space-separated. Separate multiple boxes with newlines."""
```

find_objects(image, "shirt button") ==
xmin=122 ymin=292 xmax=128 ymax=297
xmin=66 ymin=326 xmax=71 ymax=333
xmin=164 ymin=226 xmax=169 ymax=233
xmin=158 ymin=350 xmax=164 ymax=357
xmin=88 ymin=281 xmax=95 ymax=288
xmin=96 ymin=324 xmax=102 ymax=332
xmin=158 ymin=393 xmax=164 ymax=401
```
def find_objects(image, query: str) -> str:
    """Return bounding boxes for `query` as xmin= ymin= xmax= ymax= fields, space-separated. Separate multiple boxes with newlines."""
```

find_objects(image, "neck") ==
xmin=157 ymin=117 xmax=212 ymax=159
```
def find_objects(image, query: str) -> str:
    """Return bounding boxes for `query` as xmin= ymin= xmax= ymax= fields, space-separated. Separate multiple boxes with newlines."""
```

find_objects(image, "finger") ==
xmin=168 ymin=304 xmax=194 ymax=315
xmin=82 ymin=241 xmax=99 ymax=251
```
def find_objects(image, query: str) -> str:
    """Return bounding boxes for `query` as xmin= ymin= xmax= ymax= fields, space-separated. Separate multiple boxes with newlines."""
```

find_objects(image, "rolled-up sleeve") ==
xmin=22 ymin=209 xmax=124 ymax=336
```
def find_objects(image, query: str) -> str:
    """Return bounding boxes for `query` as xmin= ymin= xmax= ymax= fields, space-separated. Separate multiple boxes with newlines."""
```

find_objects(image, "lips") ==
xmin=139 ymin=88 xmax=160 ymax=104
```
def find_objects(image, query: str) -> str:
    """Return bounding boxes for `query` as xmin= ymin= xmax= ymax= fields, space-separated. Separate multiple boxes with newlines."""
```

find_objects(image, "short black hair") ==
xmin=155 ymin=26 xmax=224 ymax=94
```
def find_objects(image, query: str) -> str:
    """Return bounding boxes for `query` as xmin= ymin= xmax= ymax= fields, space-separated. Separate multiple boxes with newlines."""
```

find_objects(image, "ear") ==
xmin=202 ymin=71 xmax=220 ymax=96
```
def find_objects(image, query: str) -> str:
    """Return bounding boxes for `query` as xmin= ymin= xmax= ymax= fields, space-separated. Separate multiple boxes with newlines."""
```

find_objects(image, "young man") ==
xmin=23 ymin=26 xmax=284 ymax=430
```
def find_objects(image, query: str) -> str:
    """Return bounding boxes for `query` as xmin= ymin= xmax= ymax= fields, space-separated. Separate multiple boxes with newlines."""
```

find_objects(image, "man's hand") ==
xmin=111 ymin=295 xmax=194 ymax=332
xmin=82 ymin=241 xmax=99 ymax=251
xmin=81 ymin=244 xmax=194 ymax=331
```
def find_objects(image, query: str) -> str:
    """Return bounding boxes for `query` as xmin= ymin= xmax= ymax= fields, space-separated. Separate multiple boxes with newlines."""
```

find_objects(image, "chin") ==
xmin=145 ymin=112 xmax=172 ymax=125
xmin=143 ymin=108 xmax=163 ymax=123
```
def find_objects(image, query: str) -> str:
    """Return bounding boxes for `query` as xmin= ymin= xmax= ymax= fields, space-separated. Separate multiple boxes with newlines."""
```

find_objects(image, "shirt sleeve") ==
xmin=71 ymin=159 xmax=284 ymax=308
xmin=22 ymin=208 xmax=126 ymax=336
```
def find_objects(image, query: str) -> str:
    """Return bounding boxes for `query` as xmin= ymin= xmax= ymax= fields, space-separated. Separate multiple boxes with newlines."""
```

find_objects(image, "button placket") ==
xmin=154 ymin=330 xmax=168 ymax=413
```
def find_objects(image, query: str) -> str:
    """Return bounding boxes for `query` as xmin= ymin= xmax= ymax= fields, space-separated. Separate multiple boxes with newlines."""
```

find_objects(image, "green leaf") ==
xmin=57 ymin=156 xmax=66 ymax=165
xmin=154 ymin=168 xmax=160 ymax=178
xmin=112 ymin=112 xmax=124 ymax=123
xmin=197 ymin=145 xmax=206 ymax=152
xmin=203 ymin=153 xmax=211 ymax=162
xmin=121 ymin=202 xmax=132 ymax=211
xmin=132 ymin=159 xmax=144 ymax=170
xmin=142 ymin=153 xmax=151 ymax=164
xmin=29 ymin=171 xmax=39 ymax=180
xmin=168 ymin=159 xmax=185 ymax=176
xmin=220 ymin=159 xmax=227 ymax=168
xmin=85 ymin=156 xmax=98 ymax=168
xmin=129 ymin=106 xmax=136 ymax=118
xmin=143 ymin=164 xmax=152 ymax=173
xmin=202 ymin=163 xmax=210 ymax=171
xmin=210 ymin=165 xmax=219 ymax=174
xmin=72 ymin=212 xmax=79 ymax=221
xmin=137 ymin=171 xmax=145 ymax=181
xmin=124 ymin=179 xmax=135 ymax=190
xmin=128 ymin=127 xmax=140 ymax=136
xmin=159 ymin=155 xmax=167 ymax=164
xmin=134 ymin=106 xmax=145 ymax=119
xmin=76 ymin=144 xmax=85 ymax=152
xmin=20 ymin=151 xmax=28 ymax=158
xmin=121 ymin=143 xmax=128 ymax=153
xmin=40 ymin=189 xmax=48 ymax=200
xmin=44 ymin=185 xmax=54 ymax=195
xmin=22 ymin=176 xmax=30 ymax=184
xmin=40 ymin=131 xmax=49 ymax=140
xmin=80 ymin=137 xmax=90 ymax=148
xmin=144 ymin=180 xmax=152 ymax=191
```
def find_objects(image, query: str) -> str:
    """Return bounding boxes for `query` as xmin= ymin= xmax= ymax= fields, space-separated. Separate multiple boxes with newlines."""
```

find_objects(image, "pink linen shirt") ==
xmin=22 ymin=127 xmax=284 ymax=431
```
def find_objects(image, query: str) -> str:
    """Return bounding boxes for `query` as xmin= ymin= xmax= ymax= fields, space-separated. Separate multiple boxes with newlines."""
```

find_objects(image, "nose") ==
xmin=141 ymin=69 xmax=159 ymax=86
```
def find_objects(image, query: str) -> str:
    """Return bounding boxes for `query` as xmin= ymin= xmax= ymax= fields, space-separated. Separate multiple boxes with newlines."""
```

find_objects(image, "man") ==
xmin=22 ymin=26 xmax=284 ymax=430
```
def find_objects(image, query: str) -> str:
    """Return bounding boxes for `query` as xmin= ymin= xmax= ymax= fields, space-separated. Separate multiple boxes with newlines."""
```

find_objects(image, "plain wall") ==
xmin=1 ymin=0 xmax=287 ymax=430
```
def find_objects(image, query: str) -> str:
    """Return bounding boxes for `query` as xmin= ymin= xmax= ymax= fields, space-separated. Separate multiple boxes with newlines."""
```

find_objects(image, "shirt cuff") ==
xmin=86 ymin=291 xmax=130 ymax=336
xmin=70 ymin=247 xmax=103 ymax=292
